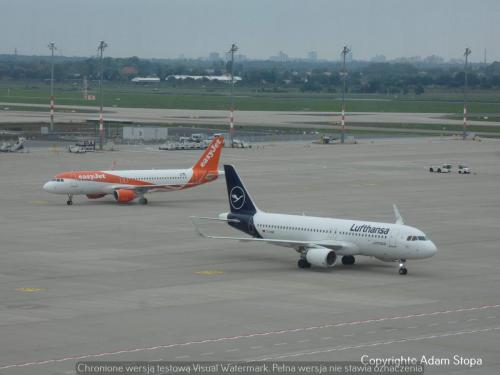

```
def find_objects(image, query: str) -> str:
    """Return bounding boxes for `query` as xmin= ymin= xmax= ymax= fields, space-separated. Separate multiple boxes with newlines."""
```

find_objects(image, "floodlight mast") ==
xmin=228 ymin=43 xmax=238 ymax=147
xmin=463 ymin=47 xmax=471 ymax=140
xmin=340 ymin=46 xmax=350 ymax=144
xmin=98 ymin=40 xmax=108 ymax=151
xmin=48 ymin=42 xmax=56 ymax=133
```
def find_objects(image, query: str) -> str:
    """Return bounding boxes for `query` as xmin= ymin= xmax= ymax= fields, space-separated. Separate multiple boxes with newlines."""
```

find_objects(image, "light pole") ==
xmin=97 ymin=40 xmax=108 ymax=150
xmin=463 ymin=47 xmax=471 ymax=140
xmin=48 ymin=42 xmax=56 ymax=133
xmin=340 ymin=46 xmax=350 ymax=144
xmin=228 ymin=43 xmax=238 ymax=147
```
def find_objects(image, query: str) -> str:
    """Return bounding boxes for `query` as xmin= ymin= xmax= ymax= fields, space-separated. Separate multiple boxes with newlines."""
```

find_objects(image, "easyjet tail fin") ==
xmin=192 ymin=136 xmax=224 ymax=171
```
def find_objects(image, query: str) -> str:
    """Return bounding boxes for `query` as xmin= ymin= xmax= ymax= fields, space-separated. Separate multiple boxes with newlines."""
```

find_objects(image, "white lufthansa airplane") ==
xmin=43 ymin=136 xmax=224 ymax=205
xmin=192 ymin=165 xmax=437 ymax=275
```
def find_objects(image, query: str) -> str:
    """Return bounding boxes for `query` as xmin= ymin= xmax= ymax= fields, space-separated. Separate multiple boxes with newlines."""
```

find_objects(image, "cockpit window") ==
xmin=408 ymin=235 xmax=427 ymax=241
xmin=51 ymin=178 xmax=64 ymax=182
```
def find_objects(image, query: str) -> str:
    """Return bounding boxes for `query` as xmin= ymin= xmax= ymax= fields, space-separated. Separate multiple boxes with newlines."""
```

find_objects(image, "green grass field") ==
xmin=1 ymin=82 xmax=500 ymax=113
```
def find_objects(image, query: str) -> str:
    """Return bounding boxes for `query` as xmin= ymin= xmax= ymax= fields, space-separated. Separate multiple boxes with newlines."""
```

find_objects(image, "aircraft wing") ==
xmin=191 ymin=217 xmax=359 ymax=254
xmin=109 ymin=184 xmax=186 ymax=193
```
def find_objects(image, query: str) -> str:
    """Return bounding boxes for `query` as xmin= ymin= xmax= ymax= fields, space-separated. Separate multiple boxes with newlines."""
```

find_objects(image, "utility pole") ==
xmin=48 ymin=42 xmax=56 ymax=133
xmin=340 ymin=46 xmax=351 ymax=144
xmin=463 ymin=47 xmax=471 ymax=140
xmin=228 ymin=43 xmax=238 ymax=147
xmin=97 ymin=41 xmax=108 ymax=150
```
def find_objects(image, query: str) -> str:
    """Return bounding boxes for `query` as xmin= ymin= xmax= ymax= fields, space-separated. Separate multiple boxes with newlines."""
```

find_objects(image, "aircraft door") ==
xmin=329 ymin=227 xmax=336 ymax=240
xmin=389 ymin=230 xmax=399 ymax=248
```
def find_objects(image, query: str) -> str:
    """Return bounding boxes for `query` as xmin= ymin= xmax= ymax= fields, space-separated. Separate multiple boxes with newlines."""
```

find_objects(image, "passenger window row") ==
xmin=257 ymin=224 xmax=331 ymax=233
xmin=339 ymin=231 xmax=386 ymax=239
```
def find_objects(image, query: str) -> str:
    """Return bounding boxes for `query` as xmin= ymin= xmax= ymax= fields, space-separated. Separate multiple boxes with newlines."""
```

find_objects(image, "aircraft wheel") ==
xmin=342 ymin=255 xmax=355 ymax=265
xmin=298 ymin=258 xmax=311 ymax=269
xmin=139 ymin=197 xmax=148 ymax=205
xmin=399 ymin=267 xmax=408 ymax=275
xmin=66 ymin=200 xmax=73 ymax=205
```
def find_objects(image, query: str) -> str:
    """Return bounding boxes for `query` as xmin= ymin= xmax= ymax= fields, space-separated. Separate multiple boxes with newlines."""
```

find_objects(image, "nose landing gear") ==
xmin=398 ymin=259 xmax=408 ymax=275
xmin=66 ymin=194 xmax=73 ymax=205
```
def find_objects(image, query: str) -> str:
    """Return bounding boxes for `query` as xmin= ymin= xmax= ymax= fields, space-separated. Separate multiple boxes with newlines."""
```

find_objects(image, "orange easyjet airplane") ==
xmin=43 ymin=136 xmax=224 ymax=205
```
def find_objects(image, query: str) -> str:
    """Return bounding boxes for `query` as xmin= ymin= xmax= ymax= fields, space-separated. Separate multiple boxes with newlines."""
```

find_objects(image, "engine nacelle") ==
xmin=113 ymin=189 xmax=136 ymax=203
xmin=306 ymin=248 xmax=337 ymax=268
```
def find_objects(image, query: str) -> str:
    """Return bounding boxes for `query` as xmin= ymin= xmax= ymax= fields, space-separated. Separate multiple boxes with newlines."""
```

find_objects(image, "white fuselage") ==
xmin=43 ymin=168 xmax=195 ymax=196
xmin=250 ymin=212 xmax=437 ymax=260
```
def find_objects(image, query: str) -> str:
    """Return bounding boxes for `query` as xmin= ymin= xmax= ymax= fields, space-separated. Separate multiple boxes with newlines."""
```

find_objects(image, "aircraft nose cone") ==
xmin=426 ymin=241 xmax=438 ymax=257
xmin=43 ymin=181 xmax=53 ymax=192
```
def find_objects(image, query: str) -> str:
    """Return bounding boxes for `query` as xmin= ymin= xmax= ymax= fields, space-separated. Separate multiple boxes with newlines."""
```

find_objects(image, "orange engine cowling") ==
xmin=113 ymin=189 xmax=136 ymax=203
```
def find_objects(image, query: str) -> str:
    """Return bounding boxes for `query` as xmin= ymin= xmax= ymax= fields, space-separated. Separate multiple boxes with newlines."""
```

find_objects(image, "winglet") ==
xmin=393 ymin=204 xmax=404 ymax=225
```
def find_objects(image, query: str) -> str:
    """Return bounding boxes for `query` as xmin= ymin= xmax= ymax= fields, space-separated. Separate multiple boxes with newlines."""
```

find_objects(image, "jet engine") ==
xmin=306 ymin=248 xmax=337 ymax=267
xmin=113 ymin=189 xmax=136 ymax=203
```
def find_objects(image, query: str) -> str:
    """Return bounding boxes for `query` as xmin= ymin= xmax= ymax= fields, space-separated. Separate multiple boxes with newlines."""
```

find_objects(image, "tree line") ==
xmin=1 ymin=55 xmax=500 ymax=95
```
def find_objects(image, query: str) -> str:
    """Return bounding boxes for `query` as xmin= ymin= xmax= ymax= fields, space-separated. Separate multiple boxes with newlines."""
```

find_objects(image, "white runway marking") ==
xmin=2 ymin=303 xmax=499 ymax=370
xmin=252 ymin=326 xmax=500 ymax=361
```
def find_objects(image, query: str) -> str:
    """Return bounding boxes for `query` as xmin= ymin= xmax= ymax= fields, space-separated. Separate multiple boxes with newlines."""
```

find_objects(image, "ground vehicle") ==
xmin=458 ymin=165 xmax=471 ymax=174
xmin=429 ymin=164 xmax=452 ymax=173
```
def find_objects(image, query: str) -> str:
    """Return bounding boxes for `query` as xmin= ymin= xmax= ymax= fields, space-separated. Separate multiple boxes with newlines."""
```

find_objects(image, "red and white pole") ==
xmin=50 ymin=95 xmax=55 ymax=130
xmin=341 ymin=103 xmax=346 ymax=143
xmin=463 ymin=104 xmax=467 ymax=140
xmin=229 ymin=108 xmax=234 ymax=146
xmin=99 ymin=112 xmax=104 ymax=149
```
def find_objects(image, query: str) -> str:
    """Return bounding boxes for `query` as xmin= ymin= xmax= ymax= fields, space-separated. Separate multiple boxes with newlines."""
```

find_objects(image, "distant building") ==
xmin=123 ymin=126 xmax=168 ymax=141
xmin=131 ymin=77 xmax=160 ymax=84
xmin=166 ymin=75 xmax=242 ymax=83
xmin=270 ymin=51 xmax=289 ymax=62
xmin=308 ymin=51 xmax=318 ymax=61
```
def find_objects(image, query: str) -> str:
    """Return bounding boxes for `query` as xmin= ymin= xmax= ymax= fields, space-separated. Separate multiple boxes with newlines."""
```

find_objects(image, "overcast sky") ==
xmin=1 ymin=0 xmax=499 ymax=62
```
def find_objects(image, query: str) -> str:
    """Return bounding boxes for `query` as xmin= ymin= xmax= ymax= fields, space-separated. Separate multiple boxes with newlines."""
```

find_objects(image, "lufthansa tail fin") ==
xmin=224 ymin=164 xmax=259 ymax=215
xmin=192 ymin=136 xmax=224 ymax=172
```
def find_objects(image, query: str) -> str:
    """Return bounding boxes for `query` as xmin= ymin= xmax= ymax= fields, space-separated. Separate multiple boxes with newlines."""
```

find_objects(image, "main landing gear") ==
xmin=297 ymin=258 xmax=311 ymax=269
xmin=138 ymin=197 xmax=148 ymax=205
xmin=341 ymin=255 xmax=355 ymax=265
xmin=398 ymin=259 xmax=408 ymax=275
xmin=66 ymin=194 xmax=73 ymax=205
